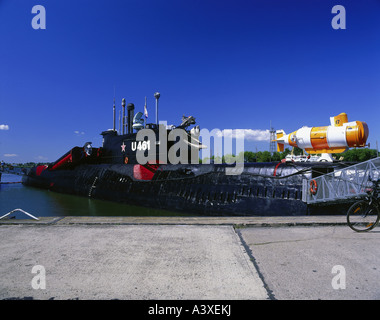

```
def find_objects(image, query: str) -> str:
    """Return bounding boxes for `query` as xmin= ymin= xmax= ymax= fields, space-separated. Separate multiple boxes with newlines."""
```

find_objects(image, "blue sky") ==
xmin=0 ymin=0 xmax=379 ymax=163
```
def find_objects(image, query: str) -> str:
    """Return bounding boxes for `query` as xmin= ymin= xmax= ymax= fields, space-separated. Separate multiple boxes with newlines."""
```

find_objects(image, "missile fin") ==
xmin=276 ymin=130 xmax=285 ymax=152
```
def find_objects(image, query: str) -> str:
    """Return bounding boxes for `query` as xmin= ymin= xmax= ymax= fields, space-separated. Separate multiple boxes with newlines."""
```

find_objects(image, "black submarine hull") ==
xmin=22 ymin=161 xmax=350 ymax=216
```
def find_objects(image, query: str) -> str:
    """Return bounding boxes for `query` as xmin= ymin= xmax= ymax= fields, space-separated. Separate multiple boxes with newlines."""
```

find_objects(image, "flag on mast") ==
xmin=144 ymin=96 xmax=148 ymax=118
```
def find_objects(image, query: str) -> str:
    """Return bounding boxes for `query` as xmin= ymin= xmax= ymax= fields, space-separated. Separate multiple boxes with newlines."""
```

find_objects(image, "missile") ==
xmin=275 ymin=113 xmax=369 ymax=154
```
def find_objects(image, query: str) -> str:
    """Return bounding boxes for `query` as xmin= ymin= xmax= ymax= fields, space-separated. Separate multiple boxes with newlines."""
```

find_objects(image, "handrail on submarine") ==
xmin=0 ymin=208 xmax=39 ymax=221
xmin=304 ymin=157 xmax=380 ymax=204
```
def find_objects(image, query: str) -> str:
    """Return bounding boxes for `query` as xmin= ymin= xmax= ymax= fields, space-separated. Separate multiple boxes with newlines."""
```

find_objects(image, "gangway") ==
xmin=304 ymin=157 xmax=380 ymax=204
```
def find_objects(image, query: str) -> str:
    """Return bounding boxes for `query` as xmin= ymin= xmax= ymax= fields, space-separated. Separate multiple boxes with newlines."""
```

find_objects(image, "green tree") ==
xmin=243 ymin=151 xmax=256 ymax=162
xmin=257 ymin=151 xmax=271 ymax=162
xmin=271 ymin=152 xmax=282 ymax=162
xmin=341 ymin=148 xmax=377 ymax=162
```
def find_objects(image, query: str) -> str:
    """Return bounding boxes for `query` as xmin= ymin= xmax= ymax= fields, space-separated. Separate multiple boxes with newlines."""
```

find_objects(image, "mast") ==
xmin=144 ymin=96 xmax=147 ymax=127
xmin=154 ymin=92 xmax=160 ymax=125
xmin=112 ymin=86 xmax=116 ymax=131
xmin=119 ymin=110 xmax=121 ymax=134
xmin=122 ymin=98 xmax=126 ymax=134
xmin=113 ymin=97 xmax=116 ymax=131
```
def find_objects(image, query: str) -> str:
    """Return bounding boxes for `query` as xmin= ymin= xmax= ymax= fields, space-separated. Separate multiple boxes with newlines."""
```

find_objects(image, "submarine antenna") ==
xmin=154 ymin=92 xmax=160 ymax=125
xmin=119 ymin=110 xmax=121 ymax=134
xmin=144 ymin=96 xmax=147 ymax=127
xmin=113 ymin=88 xmax=116 ymax=131
xmin=122 ymin=98 xmax=126 ymax=135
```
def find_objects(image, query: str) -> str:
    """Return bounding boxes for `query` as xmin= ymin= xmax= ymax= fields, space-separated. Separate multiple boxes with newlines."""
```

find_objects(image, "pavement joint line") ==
xmin=234 ymin=228 xmax=276 ymax=300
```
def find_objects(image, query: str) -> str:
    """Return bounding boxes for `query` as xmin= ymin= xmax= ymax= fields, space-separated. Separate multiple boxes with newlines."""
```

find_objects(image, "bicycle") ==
xmin=346 ymin=177 xmax=380 ymax=232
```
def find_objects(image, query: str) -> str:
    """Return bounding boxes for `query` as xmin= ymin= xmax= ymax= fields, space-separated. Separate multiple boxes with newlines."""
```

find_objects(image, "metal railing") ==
xmin=304 ymin=157 xmax=380 ymax=204
xmin=0 ymin=208 xmax=39 ymax=220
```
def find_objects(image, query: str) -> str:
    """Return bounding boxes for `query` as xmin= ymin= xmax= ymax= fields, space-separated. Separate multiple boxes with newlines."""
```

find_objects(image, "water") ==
xmin=0 ymin=173 xmax=192 ymax=218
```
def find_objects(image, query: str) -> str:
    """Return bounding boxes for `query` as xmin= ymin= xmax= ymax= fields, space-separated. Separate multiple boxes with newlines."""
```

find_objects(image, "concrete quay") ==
xmin=0 ymin=214 xmax=349 ymax=227
xmin=0 ymin=215 xmax=378 ymax=300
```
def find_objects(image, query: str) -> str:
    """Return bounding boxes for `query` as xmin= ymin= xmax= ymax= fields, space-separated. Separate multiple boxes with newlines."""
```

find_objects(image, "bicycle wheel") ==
xmin=347 ymin=200 xmax=380 ymax=232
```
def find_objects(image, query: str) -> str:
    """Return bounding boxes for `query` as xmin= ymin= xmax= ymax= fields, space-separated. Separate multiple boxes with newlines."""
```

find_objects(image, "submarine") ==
xmin=22 ymin=95 xmax=369 ymax=216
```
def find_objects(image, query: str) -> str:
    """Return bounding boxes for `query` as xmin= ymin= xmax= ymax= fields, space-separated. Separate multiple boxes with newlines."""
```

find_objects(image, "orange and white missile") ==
xmin=276 ymin=113 xmax=369 ymax=154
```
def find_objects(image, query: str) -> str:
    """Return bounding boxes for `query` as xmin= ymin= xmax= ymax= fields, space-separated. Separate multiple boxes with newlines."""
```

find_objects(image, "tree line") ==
xmin=2 ymin=148 xmax=379 ymax=167
xmin=202 ymin=147 xmax=379 ymax=163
